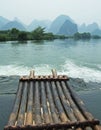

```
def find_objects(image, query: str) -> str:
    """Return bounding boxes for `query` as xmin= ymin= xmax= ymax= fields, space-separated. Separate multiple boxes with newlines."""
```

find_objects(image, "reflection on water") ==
xmin=79 ymin=90 xmax=101 ymax=122
xmin=0 ymin=76 xmax=19 ymax=94
xmin=0 ymin=95 xmax=15 ymax=130
xmin=11 ymin=41 xmax=28 ymax=45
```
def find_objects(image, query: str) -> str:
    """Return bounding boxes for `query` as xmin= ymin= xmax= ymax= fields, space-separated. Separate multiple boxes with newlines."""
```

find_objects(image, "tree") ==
xmin=9 ymin=28 xmax=19 ymax=40
xmin=10 ymin=28 xmax=19 ymax=34
xmin=44 ymin=33 xmax=55 ymax=40
xmin=31 ymin=26 xmax=45 ymax=40
xmin=74 ymin=32 xmax=91 ymax=39
xmin=0 ymin=34 xmax=6 ymax=41
xmin=81 ymin=32 xmax=91 ymax=39
xmin=92 ymin=35 xmax=101 ymax=39
xmin=18 ymin=31 xmax=27 ymax=41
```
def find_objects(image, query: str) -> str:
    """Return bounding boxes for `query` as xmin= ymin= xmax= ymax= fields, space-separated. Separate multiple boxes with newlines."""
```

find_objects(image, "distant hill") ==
xmin=49 ymin=15 xmax=77 ymax=35
xmin=0 ymin=15 xmax=101 ymax=36
xmin=13 ymin=17 xmax=28 ymax=29
xmin=86 ymin=23 xmax=99 ymax=32
xmin=27 ymin=20 xmax=51 ymax=31
xmin=91 ymin=29 xmax=101 ymax=36
xmin=0 ymin=16 xmax=9 ymax=29
xmin=1 ymin=20 xmax=26 ymax=31
xmin=57 ymin=20 xmax=78 ymax=35
xmin=78 ymin=23 xmax=86 ymax=33
xmin=78 ymin=22 xmax=99 ymax=33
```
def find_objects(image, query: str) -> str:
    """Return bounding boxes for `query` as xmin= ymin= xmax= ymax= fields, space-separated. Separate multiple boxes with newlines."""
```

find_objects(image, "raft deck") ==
xmin=4 ymin=70 xmax=101 ymax=130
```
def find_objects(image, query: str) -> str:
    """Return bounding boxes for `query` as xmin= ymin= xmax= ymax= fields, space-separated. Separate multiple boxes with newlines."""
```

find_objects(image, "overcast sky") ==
xmin=0 ymin=0 xmax=101 ymax=26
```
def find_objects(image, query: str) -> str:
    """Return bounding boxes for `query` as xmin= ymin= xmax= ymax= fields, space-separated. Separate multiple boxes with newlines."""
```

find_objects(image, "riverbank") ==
xmin=0 ymin=76 xmax=101 ymax=130
xmin=0 ymin=27 xmax=101 ymax=42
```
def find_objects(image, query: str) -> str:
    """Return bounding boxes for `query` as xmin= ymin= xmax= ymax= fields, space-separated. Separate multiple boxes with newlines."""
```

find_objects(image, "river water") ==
xmin=0 ymin=39 xmax=101 ymax=129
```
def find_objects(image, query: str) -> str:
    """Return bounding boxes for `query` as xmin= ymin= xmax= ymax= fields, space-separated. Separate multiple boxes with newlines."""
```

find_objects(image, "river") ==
xmin=0 ymin=39 xmax=101 ymax=129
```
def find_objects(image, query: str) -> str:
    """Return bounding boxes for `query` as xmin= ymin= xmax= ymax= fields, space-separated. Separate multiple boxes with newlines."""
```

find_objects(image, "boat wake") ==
xmin=0 ymin=61 xmax=101 ymax=83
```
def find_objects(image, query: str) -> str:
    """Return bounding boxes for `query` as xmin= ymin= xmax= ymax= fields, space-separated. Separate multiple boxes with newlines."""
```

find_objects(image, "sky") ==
xmin=0 ymin=0 xmax=101 ymax=26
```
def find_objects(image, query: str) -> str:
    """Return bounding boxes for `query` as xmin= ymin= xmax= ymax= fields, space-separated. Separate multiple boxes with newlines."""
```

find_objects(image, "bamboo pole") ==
xmin=94 ymin=125 xmax=101 ymax=130
xmin=29 ymin=70 xmax=35 ymax=79
xmin=66 ymin=81 xmax=94 ymax=120
xmin=61 ymin=81 xmax=93 ymax=130
xmin=25 ymin=81 xmax=34 ymax=125
xmin=17 ymin=81 xmax=28 ymax=126
xmin=61 ymin=81 xmax=86 ymax=121
xmin=66 ymin=81 xmax=99 ymax=130
xmin=34 ymin=81 xmax=42 ymax=124
xmin=46 ymin=81 xmax=60 ymax=123
xmin=8 ymin=81 xmax=23 ymax=126
xmin=56 ymin=81 xmax=77 ymax=122
xmin=40 ymin=81 xmax=50 ymax=123
xmin=51 ymin=81 xmax=70 ymax=122
xmin=51 ymin=69 xmax=57 ymax=78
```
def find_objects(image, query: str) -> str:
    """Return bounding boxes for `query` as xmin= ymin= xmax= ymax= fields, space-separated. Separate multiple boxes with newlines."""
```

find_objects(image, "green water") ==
xmin=0 ymin=39 xmax=101 ymax=129
xmin=0 ymin=39 xmax=101 ymax=82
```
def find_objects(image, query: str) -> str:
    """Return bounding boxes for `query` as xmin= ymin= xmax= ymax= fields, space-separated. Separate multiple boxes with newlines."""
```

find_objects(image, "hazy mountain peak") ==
xmin=13 ymin=17 xmax=22 ymax=23
xmin=91 ymin=28 xmax=101 ymax=36
xmin=28 ymin=19 xmax=51 ymax=31
xmin=55 ymin=14 xmax=74 ymax=23
xmin=87 ymin=22 xmax=99 ymax=28
xmin=49 ymin=14 xmax=76 ymax=34
xmin=0 ymin=16 xmax=9 ymax=22
xmin=78 ymin=22 xmax=100 ymax=33
xmin=0 ymin=16 xmax=9 ymax=29
xmin=1 ymin=20 xmax=26 ymax=31
xmin=58 ymin=20 xmax=78 ymax=35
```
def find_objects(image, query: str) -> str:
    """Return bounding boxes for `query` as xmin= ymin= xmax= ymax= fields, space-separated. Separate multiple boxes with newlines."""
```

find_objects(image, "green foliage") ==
xmin=44 ymin=33 xmax=55 ymax=40
xmin=1 ymin=27 xmax=100 ymax=42
xmin=27 ymin=32 xmax=33 ymax=40
xmin=18 ymin=31 xmax=27 ymax=41
xmin=10 ymin=28 xmax=19 ymax=34
xmin=81 ymin=32 xmax=91 ymax=39
xmin=32 ymin=26 xmax=45 ymax=40
xmin=0 ymin=30 xmax=8 ymax=41
xmin=0 ymin=34 xmax=6 ymax=41
xmin=74 ymin=32 xmax=91 ymax=39
xmin=56 ymin=35 xmax=67 ymax=39
xmin=92 ymin=35 xmax=101 ymax=39
xmin=9 ymin=28 xmax=19 ymax=40
xmin=74 ymin=32 xmax=81 ymax=39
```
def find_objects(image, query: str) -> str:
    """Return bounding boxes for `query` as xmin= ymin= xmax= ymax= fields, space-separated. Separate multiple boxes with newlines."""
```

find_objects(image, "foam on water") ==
xmin=97 ymin=64 xmax=101 ymax=69
xmin=61 ymin=60 xmax=101 ymax=83
xmin=0 ymin=64 xmax=52 ymax=76
xmin=0 ymin=65 xmax=30 ymax=76
xmin=0 ymin=61 xmax=101 ymax=83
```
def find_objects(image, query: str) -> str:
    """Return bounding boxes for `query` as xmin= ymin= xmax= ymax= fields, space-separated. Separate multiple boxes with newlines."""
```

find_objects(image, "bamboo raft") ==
xmin=4 ymin=70 xmax=101 ymax=130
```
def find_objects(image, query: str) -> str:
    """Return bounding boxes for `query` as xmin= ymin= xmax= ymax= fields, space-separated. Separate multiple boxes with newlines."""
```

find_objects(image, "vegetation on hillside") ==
xmin=0 ymin=27 xmax=101 ymax=42
xmin=74 ymin=32 xmax=91 ymax=39
xmin=74 ymin=32 xmax=101 ymax=39
xmin=0 ymin=27 xmax=57 ymax=41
